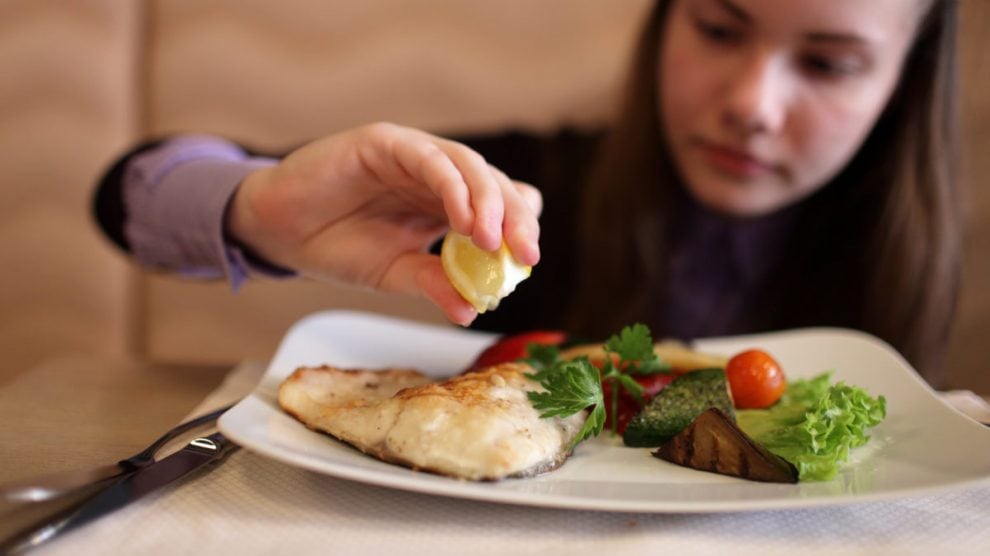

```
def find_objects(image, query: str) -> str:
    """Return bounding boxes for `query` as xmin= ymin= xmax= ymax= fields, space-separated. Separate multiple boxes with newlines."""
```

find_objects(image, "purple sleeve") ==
xmin=122 ymin=135 xmax=295 ymax=290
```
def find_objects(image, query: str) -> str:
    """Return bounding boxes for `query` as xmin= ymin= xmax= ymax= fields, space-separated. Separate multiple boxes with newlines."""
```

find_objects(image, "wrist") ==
xmin=224 ymin=165 xmax=293 ymax=272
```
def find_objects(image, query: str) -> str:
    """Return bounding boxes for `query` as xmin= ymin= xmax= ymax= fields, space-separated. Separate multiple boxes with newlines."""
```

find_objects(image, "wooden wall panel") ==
xmin=0 ymin=0 xmax=139 ymax=384
xmin=145 ymin=0 xmax=653 ymax=152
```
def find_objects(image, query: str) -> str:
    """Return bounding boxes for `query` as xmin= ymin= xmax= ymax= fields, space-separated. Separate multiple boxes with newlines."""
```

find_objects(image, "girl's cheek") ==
xmin=792 ymin=109 xmax=869 ymax=188
xmin=660 ymin=51 xmax=701 ymax=128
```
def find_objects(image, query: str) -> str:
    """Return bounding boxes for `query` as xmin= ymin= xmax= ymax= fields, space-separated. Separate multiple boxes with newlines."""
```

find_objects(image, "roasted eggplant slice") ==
xmin=653 ymin=408 xmax=798 ymax=483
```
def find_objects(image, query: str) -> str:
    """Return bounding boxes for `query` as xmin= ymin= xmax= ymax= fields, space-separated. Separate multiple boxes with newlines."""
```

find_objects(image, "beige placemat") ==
xmin=34 ymin=362 xmax=990 ymax=556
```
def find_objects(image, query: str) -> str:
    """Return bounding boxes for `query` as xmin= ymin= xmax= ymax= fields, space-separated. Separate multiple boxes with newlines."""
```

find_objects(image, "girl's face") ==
xmin=659 ymin=0 xmax=927 ymax=217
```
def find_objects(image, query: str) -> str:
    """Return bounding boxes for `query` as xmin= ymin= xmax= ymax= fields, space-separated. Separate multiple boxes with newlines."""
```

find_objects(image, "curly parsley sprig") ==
xmin=524 ymin=324 xmax=671 ymax=447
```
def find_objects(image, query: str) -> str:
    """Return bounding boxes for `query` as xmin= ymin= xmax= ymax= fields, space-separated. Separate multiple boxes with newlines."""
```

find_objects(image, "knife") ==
xmin=0 ymin=404 xmax=233 ymax=503
xmin=0 ymin=432 xmax=238 ymax=555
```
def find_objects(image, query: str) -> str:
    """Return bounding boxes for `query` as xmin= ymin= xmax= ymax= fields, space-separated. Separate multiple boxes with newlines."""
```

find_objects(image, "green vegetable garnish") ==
xmin=599 ymin=324 xmax=671 ymax=434
xmin=525 ymin=324 xmax=669 ymax=447
xmin=526 ymin=357 xmax=605 ymax=449
xmin=603 ymin=323 xmax=668 ymax=376
xmin=525 ymin=326 xmax=886 ymax=481
xmin=736 ymin=372 xmax=886 ymax=481
xmin=521 ymin=343 xmax=562 ymax=373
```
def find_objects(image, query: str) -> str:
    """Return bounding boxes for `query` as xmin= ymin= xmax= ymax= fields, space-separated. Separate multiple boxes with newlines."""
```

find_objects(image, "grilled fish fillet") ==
xmin=278 ymin=362 xmax=586 ymax=480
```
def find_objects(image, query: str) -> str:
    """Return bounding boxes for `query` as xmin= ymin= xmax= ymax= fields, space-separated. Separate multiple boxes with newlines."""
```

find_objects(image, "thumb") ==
xmin=379 ymin=252 xmax=478 ymax=327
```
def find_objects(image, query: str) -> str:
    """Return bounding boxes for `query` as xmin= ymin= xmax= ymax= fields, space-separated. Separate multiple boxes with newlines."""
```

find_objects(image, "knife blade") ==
xmin=1 ymin=404 xmax=233 ymax=503
xmin=0 ymin=432 xmax=238 ymax=555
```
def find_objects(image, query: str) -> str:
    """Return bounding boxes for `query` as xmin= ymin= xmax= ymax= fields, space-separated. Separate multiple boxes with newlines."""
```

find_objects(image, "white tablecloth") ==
xmin=36 ymin=361 xmax=990 ymax=556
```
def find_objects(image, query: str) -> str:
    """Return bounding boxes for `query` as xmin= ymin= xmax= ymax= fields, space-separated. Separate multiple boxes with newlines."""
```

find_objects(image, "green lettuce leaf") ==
xmin=736 ymin=372 xmax=886 ymax=481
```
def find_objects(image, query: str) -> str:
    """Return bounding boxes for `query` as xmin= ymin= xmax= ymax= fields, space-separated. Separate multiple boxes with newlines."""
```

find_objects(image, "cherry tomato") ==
xmin=602 ymin=372 xmax=679 ymax=434
xmin=464 ymin=330 xmax=568 ymax=373
xmin=724 ymin=349 xmax=786 ymax=409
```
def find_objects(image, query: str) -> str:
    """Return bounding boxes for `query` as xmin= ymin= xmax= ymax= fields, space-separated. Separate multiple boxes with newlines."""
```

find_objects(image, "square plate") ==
xmin=219 ymin=310 xmax=990 ymax=513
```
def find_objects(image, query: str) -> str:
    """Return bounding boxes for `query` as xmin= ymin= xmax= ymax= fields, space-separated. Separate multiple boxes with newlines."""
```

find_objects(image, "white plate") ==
xmin=219 ymin=310 xmax=990 ymax=513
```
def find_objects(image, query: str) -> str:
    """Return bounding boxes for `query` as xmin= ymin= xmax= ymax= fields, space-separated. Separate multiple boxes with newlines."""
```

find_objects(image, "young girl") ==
xmin=95 ymin=0 xmax=961 ymax=383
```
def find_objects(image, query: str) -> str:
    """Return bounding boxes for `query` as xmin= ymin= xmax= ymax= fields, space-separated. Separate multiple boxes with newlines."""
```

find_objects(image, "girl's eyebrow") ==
xmin=804 ymin=32 xmax=871 ymax=46
xmin=711 ymin=0 xmax=874 ymax=46
xmin=712 ymin=0 xmax=751 ymax=22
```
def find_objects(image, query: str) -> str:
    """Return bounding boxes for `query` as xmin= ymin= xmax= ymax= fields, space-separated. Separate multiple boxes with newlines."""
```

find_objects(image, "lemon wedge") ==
xmin=440 ymin=232 xmax=531 ymax=313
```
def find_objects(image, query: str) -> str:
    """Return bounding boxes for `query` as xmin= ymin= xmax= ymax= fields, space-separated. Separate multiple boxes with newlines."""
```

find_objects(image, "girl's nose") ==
xmin=722 ymin=51 xmax=788 ymax=136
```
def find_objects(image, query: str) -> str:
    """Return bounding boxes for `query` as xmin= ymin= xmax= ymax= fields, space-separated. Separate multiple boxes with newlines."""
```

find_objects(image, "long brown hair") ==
xmin=568 ymin=0 xmax=962 ymax=384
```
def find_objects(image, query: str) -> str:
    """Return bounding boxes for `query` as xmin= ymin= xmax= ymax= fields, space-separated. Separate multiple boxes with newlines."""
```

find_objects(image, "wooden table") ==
xmin=0 ymin=355 xmax=233 ymax=540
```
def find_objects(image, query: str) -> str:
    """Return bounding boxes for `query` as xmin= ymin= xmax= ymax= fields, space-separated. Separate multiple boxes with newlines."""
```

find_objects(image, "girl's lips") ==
xmin=698 ymin=142 xmax=776 ymax=178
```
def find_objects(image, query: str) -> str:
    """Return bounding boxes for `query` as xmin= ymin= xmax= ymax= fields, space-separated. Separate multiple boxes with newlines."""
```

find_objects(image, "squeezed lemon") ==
xmin=440 ymin=232 xmax=531 ymax=313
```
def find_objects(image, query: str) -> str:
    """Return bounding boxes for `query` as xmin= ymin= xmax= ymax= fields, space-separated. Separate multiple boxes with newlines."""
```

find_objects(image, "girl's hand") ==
xmin=226 ymin=122 xmax=542 ymax=326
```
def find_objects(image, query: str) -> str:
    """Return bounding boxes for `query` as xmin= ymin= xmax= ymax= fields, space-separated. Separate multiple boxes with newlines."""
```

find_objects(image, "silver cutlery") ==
xmin=0 ymin=431 xmax=238 ymax=555
xmin=0 ymin=403 xmax=233 ymax=503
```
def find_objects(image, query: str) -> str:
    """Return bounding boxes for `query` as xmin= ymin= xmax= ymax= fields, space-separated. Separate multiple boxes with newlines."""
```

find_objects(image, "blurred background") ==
xmin=0 ymin=0 xmax=987 ymax=392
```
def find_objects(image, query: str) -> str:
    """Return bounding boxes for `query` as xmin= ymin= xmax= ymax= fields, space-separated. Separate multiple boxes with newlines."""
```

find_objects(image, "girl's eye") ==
xmin=694 ymin=19 xmax=743 ymax=44
xmin=801 ymin=54 xmax=866 ymax=79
